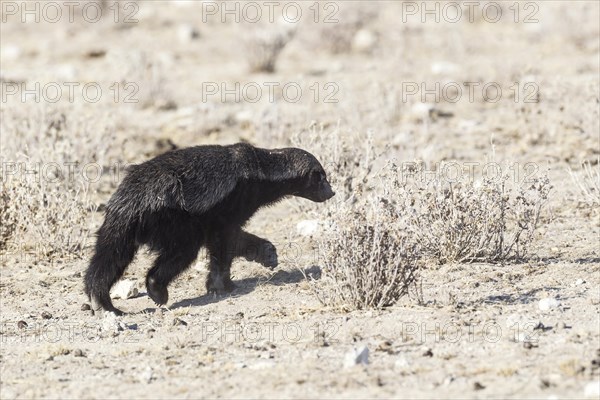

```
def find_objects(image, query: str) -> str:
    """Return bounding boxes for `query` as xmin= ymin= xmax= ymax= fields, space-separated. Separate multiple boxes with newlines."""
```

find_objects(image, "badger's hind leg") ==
xmin=146 ymin=249 xmax=200 ymax=305
xmin=143 ymin=211 xmax=203 ymax=306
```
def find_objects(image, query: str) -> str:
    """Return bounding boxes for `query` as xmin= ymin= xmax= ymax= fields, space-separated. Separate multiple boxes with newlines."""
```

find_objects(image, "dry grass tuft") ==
xmin=313 ymin=196 xmax=421 ymax=310
xmin=0 ymin=106 xmax=111 ymax=259
xmin=0 ymin=177 xmax=93 ymax=257
xmin=569 ymin=159 xmax=600 ymax=205
xmin=244 ymin=25 xmax=296 ymax=73
xmin=394 ymin=162 xmax=552 ymax=263
xmin=316 ymin=5 xmax=378 ymax=54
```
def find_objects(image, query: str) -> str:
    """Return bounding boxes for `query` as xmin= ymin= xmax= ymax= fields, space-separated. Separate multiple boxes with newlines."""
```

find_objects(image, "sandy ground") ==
xmin=1 ymin=1 xmax=599 ymax=399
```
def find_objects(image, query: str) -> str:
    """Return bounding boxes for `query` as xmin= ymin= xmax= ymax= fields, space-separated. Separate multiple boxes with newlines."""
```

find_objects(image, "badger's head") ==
xmin=282 ymin=148 xmax=335 ymax=203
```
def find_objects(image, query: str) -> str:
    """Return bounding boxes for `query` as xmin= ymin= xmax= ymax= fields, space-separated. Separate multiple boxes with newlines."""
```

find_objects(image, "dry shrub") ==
xmin=0 ymin=105 xmax=111 ymax=259
xmin=315 ymin=5 xmax=378 ymax=54
xmin=0 ymin=177 xmax=94 ymax=257
xmin=294 ymin=129 xmax=552 ymax=310
xmin=569 ymin=159 xmax=600 ymax=205
xmin=393 ymin=163 xmax=552 ymax=263
xmin=313 ymin=197 xmax=421 ymax=310
xmin=244 ymin=25 xmax=296 ymax=73
xmin=296 ymin=127 xmax=421 ymax=310
xmin=121 ymin=51 xmax=176 ymax=110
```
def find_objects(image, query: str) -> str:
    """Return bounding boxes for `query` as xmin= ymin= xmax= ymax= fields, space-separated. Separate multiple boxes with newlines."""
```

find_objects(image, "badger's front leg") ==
xmin=206 ymin=228 xmax=238 ymax=295
xmin=236 ymin=230 xmax=278 ymax=269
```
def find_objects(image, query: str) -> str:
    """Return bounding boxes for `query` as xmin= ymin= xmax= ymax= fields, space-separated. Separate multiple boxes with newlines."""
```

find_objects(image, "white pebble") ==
xmin=344 ymin=345 xmax=369 ymax=368
xmin=410 ymin=103 xmax=434 ymax=119
xmin=538 ymin=297 xmax=560 ymax=311
xmin=296 ymin=220 xmax=320 ymax=236
xmin=139 ymin=367 xmax=154 ymax=384
xmin=575 ymin=278 xmax=585 ymax=286
xmin=352 ymin=29 xmax=377 ymax=53
xmin=110 ymin=279 xmax=138 ymax=300
xmin=101 ymin=312 xmax=122 ymax=332
xmin=178 ymin=24 xmax=200 ymax=43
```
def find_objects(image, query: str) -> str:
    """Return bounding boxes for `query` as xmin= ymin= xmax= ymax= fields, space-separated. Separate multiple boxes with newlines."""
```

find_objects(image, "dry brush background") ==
xmin=0 ymin=1 xmax=599 ymax=399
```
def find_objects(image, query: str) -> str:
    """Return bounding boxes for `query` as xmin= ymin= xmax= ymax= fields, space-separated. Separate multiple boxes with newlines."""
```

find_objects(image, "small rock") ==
xmin=126 ymin=323 xmax=138 ymax=331
xmin=41 ymin=311 xmax=52 ymax=319
xmin=539 ymin=297 xmax=560 ymax=311
xmin=394 ymin=357 xmax=410 ymax=369
xmin=17 ymin=321 xmax=28 ymax=329
xmin=86 ymin=49 xmax=106 ymax=58
xmin=352 ymin=29 xmax=377 ymax=52
xmin=178 ymin=24 xmax=200 ymax=43
xmin=173 ymin=318 xmax=188 ymax=326
xmin=422 ymin=347 xmax=433 ymax=357
xmin=139 ymin=367 xmax=154 ymax=384
xmin=81 ymin=304 xmax=91 ymax=311
xmin=73 ymin=349 xmax=85 ymax=357
xmin=411 ymin=103 xmax=434 ymax=119
xmin=575 ymin=279 xmax=585 ymax=286
xmin=523 ymin=341 xmax=538 ymax=350
xmin=539 ymin=377 xmax=552 ymax=389
xmin=584 ymin=381 xmax=600 ymax=399
xmin=551 ymin=247 xmax=560 ymax=253
xmin=110 ymin=279 xmax=138 ymax=300
xmin=473 ymin=382 xmax=486 ymax=391
xmin=156 ymin=99 xmax=178 ymax=111
xmin=259 ymin=352 xmax=274 ymax=359
xmin=296 ymin=220 xmax=320 ymax=236
xmin=533 ymin=321 xmax=545 ymax=330
xmin=444 ymin=376 xmax=455 ymax=385
xmin=555 ymin=321 xmax=569 ymax=330
xmin=344 ymin=345 xmax=369 ymax=367
xmin=101 ymin=312 xmax=120 ymax=332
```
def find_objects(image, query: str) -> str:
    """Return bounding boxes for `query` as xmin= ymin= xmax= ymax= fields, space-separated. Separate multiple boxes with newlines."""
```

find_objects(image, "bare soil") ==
xmin=1 ymin=1 xmax=599 ymax=399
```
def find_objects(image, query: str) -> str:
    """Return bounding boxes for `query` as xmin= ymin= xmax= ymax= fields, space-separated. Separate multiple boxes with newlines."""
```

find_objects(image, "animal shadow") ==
xmin=166 ymin=265 xmax=321 ymax=310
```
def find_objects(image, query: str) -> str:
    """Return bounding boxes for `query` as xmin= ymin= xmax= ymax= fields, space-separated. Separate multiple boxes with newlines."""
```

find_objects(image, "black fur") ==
xmin=84 ymin=142 xmax=335 ymax=315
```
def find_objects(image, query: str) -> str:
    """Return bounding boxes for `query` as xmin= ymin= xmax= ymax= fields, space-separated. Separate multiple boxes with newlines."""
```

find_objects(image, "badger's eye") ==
xmin=311 ymin=170 xmax=322 ymax=182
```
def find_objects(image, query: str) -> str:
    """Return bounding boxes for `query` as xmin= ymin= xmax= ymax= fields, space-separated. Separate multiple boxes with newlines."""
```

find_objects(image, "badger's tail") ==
xmin=84 ymin=210 xmax=139 ymax=315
